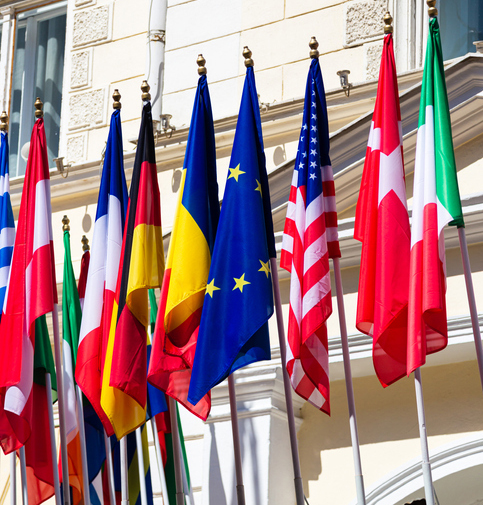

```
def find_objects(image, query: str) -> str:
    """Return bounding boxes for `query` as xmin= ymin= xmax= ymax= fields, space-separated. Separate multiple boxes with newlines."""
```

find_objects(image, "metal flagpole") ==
xmin=135 ymin=427 xmax=149 ymax=505
xmin=19 ymin=447 xmax=28 ymax=505
xmin=180 ymin=438 xmax=194 ymax=505
xmin=168 ymin=397 xmax=185 ymax=505
xmin=104 ymin=432 xmax=117 ymax=505
xmin=120 ymin=437 xmax=129 ymax=505
xmin=10 ymin=452 xmax=16 ymax=505
xmin=270 ymin=257 xmax=305 ymax=505
xmin=458 ymin=228 xmax=483 ymax=390
xmin=227 ymin=375 xmax=246 ymax=505
xmin=45 ymin=373 xmax=62 ymax=505
xmin=150 ymin=417 xmax=170 ymax=505
xmin=51 ymin=304 xmax=71 ymax=505
xmin=414 ymin=368 xmax=435 ymax=505
xmin=332 ymin=258 xmax=366 ymax=504
xmin=75 ymin=387 xmax=91 ymax=505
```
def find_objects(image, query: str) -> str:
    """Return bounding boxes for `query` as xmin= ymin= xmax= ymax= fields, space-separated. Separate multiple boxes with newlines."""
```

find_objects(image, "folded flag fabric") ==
xmin=354 ymin=31 xmax=411 ymax=387
xmin=0 ymin=130 xmax=14 ymax=317
xmin=78 ymin=247 xmax=90 ymax=311
xmin=280 ymin=58 xmax=340 ymax=414
xmin=102 ymin=100 xmax=165 ymax=438
xmin=408 ymin=15 xmax=464 ymax=373
xmin=188 ymin=64 xmax=274 ymax=405
xmin=148 ymin=73 xmax=218 ymax=421
xmin=76 ymin=108 xmax=128 ymax=436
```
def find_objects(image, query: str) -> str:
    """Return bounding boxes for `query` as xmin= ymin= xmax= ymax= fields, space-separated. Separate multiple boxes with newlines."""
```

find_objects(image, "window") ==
xmin=440 ymin=0 xmax=483 ymax=60
xmin=9 ymin=3 xmax=66 ymax=177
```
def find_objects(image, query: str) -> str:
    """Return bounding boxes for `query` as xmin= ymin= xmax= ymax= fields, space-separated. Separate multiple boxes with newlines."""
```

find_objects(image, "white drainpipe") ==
xmin=0 ymin=7 xmax=15 ymax=113
xmin=146 ymin=0 xmax=167 ymax=127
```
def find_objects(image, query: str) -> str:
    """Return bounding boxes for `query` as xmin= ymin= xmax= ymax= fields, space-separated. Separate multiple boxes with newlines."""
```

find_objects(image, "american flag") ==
xmin=280 ymin=58 xmax=340 ymax=414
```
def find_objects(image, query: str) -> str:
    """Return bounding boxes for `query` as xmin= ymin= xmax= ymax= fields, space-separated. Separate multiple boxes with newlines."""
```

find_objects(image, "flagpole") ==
xmin=227 ymin=375 xmax=246 ymax=505
xmin=75 ymin=387 xmax=91 ymax=505
xmin=270 ymin=257 xmax=305 ymax=505
xmin=457 ymin=228 xmax=483 ymax=390
xmin=10 ymin=452 xmax=16 ymax=505
xmin=120 ymin=436 xmax=129 ymax=505
xmin=104 ymin=432 xmax=117 ymax=505
xmin=19 ymin=447 xmax=28 ymax=505
xmin=168 ymin=397 xmax=185 ymax=505
xmin=45 ymin=372 xmax=62 ymax=505
xmin=52 ymin=303 xmax=71 ymax=505
xmin=135 ymin=427 xmax=149 ymax=505
xmin=149 ymin=417 xmax=170 ymax=505
xmin=414 ymin=368 xmax=435 ymax=505
xmin=332 ymin=258 xmax=366 ymax=504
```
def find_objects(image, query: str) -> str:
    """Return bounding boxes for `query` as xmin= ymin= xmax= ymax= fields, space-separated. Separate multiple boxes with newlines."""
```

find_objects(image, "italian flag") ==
xmin=408 ymin=17 xmax=464 ymax=374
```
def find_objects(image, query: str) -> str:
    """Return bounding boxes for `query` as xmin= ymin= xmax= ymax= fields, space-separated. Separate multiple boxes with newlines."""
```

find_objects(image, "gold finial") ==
xmin=427 ymin=0 xmax=438 ymax=17
xmin=34 ymin=98 xmax=43 ymax=118
xmin=62 ymin=215 xmax=70 ymax=232
xmin=309 ymin=37 xmax=319 ymax=59
xmin=81 ymin=235 xmax=90 ymax=252
xmin=384 ymin=12 xmax=393 ymax=34
xmin=113 ymin=89 xmax=121 ymax=110
xmin=0 ymin=111 xmax=8 ymax=132
xmin=141 ymin=81 xmax=151 ymax=101
xmin=197 ymin=54 xmax=207 ymax=76
xmin=243 ymin=46 xmax=253 ymax=68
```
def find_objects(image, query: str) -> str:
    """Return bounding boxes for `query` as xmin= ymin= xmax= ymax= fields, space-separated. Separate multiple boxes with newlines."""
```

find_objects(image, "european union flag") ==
xmin=188 ymin=65 xmax=274 ymax=405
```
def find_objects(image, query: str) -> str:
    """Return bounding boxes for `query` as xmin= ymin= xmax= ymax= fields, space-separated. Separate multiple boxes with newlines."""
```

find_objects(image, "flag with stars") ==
xmin=280 ymin=58 xmax=340 ymax=415
xmin=354 ymin=31 xmax=411 ymax=387
xmin=187 ymin=65 xmax=274 ymax=405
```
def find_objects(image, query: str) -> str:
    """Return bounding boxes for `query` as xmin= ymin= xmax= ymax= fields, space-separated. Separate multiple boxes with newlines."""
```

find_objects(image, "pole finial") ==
xmin=384 ymin=11 xmax=393 ymax=34
xmin=34 ymin=98 xmax=43 ymax=118
xmin=113 ymin=89 xmax=121 ymax=110
xmin=62 ymin=215 xmax=70 ymax=232
xmin=81 ymin=235 xmax=90 ymax=252
xmin=0 ymin=111 xmax=8 ymax=132
xmin=141 ymin=81 xmax=151 ymax=101
xmin=243 ymin=46 xmax=253 ymax=68
xmin=427 ymin=0 xmax=438 ymax=17
xmin=309 ymin=37 xmax=319 ymax=59
xmin=197 ymin=54 xmax=207 ymax=75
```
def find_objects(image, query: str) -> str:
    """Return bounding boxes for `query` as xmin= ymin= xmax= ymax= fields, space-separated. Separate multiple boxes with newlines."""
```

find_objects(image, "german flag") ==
xmin=101 ymin=101 xmax=164 ymax=438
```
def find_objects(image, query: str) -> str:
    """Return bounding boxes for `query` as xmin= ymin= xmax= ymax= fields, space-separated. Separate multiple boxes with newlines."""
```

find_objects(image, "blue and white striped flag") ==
xmin=0 ymin=130 xmax=15 ymax=316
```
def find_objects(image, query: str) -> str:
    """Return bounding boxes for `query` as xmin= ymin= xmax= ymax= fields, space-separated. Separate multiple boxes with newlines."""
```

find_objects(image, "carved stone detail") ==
xmin=73 ymin=6 xmax=109 ymax=47
xmin=364 ymin=41 xmax=384 ymax=80
xmin=66 ymin=134 xmax=87 ymax=163
xmin=68 ymin=89 xmax=105 ymax=130
xmin=75 ymin=0 xmax=96 ymax=8
xmin=71 ymin=50 xmax=90 ymax=89
xmin=345 ymin=0 xmax=386 ymax=46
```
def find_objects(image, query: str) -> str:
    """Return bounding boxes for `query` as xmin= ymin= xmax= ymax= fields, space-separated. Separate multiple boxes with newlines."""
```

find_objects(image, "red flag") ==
xmin=78 ymin=248 xmax=90 ymax=309
xmin=354 ymin=33 xmax=411 ymax=387
xmin=0 ymin=117 xmax=57 ymax=505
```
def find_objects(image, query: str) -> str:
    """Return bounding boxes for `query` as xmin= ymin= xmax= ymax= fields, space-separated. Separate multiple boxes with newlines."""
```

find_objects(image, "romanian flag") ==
xmin=408 ymin=16 xmax=464 ymax=373
xmin=188 ymin=65 xmax=274 ymax=405
xmin=76 ymin=109 xmax=128 ymax=436
xmin=101 ymin=101 xmax=164 ymax=438
xmin=0 ymin=117 xmax=57 ymax=505
xmin=61 ymin=226 xmax=86 ymax=505
xmin=148 ymin=73 xmax=219 ymax=420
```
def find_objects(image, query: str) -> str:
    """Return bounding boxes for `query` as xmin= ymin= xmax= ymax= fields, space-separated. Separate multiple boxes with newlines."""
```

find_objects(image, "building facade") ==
xmin=0 ymin=0 xmax=482 ymax=504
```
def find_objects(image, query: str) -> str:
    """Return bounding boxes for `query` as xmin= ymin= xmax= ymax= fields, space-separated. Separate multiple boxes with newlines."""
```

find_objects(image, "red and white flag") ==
xmin=0 ymin=117 xmax=57 ymax=446
xmin=281 ymin=58 xmax=340 ymax=414
xmin=354 ymin=32 xmax=411 ymax=387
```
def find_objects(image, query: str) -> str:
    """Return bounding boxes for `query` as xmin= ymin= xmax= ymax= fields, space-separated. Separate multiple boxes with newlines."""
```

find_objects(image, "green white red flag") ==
xmin=408 ymin=16 xmax=464 ymax=373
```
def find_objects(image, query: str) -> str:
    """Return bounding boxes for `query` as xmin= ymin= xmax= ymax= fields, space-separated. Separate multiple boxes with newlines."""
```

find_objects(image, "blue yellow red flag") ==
xmin=188 ymin=65 xmax=274 ymax=405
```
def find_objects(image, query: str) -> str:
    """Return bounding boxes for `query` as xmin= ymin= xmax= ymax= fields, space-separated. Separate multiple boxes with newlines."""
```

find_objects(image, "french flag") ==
xmin=75 ymin=108 xmax=128 ymax=436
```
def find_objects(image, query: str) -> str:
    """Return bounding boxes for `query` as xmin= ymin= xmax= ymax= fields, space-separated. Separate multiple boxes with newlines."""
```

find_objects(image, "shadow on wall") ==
xmin=297 ymin=360 xmax=483 ymax=488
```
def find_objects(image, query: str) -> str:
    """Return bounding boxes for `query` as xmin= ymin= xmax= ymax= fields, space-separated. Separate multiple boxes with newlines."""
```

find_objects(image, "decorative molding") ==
xmin=68 ymin=88 xmax=107 ymax=131
xmin=70 ymin=49 xmax=92 ymax=89
xmin=74 ymin=0 xmax=96 ymax=9
xmin=66 ymin=133 xmax=87 ymax=163
xmin=345 ymin=0 xmax=386 ymax=47
xmin=72 ymin=4 xmax=111 ymax=48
